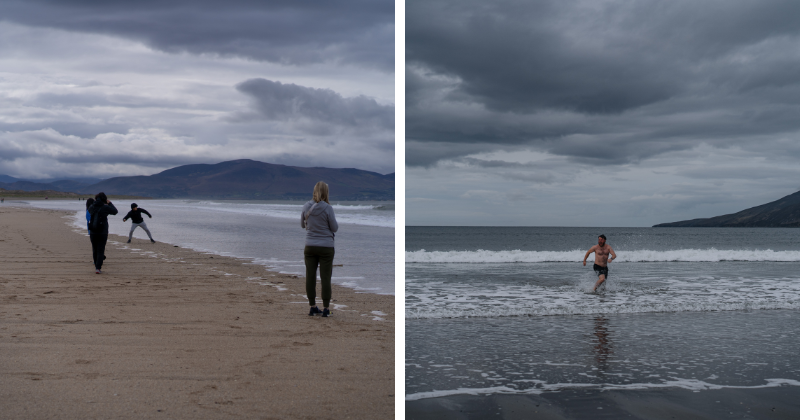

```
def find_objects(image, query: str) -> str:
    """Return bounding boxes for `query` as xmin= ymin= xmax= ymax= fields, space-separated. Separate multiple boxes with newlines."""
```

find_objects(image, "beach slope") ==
xmin=0 ymin=207 xmax=393 ymax=419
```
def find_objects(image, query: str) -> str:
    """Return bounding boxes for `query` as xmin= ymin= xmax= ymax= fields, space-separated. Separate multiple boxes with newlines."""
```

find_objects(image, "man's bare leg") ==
xmin=592 ymin=274 xmax=606 ymax=292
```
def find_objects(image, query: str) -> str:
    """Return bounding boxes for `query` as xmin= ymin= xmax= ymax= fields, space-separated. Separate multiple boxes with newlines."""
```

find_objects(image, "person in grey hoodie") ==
xmin=301 ymin=181 xmax=339 ymax=317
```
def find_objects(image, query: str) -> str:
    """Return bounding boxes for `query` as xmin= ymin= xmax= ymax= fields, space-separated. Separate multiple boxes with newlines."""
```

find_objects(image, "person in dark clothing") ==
xmin=85 ymin=198 xmax=95 ymax=233
xmin=88 ymin=192 xmax=118 ymax=274
xmin=85 ymin=198 xmax=105 ymax=265
xmin=123 ymin=203 xmax=155 ymax=243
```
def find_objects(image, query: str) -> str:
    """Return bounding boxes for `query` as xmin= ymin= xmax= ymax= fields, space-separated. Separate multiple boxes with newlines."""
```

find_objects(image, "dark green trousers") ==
xmin=304 ymin=246 xmax=335 ymax=308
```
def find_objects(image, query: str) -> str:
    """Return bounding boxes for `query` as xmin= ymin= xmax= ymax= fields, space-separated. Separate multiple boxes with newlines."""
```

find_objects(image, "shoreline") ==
xmin=406 ymin=377 xmax=800 ymax=401
xmin=406 ymin=387 xmax=800 ymax=419
xmin=0 ymin=207 xmax=394 ymax=419
xmin=9 ymin=198 xmax=395 ymax=296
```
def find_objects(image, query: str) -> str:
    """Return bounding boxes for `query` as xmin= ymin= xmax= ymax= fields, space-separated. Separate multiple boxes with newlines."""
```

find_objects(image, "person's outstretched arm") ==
xmin=141 ymin=208 xmax=152 ymax=218
xmin=583 ymin=246 xmax=596 ymax=266
xmin=123 ymin=210 xmax=132 ymax=221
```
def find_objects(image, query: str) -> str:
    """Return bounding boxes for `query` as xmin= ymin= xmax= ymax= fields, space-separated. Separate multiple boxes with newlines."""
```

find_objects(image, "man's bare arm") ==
xmin=583 ymin=246 xmax=596 ymax=266
xmin=608 ymin=247 xmax=617 ymax=263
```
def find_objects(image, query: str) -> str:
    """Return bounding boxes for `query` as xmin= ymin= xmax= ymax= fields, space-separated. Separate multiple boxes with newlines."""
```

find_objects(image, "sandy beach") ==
xmin=0 ymin=206 xmax=394 ymax=419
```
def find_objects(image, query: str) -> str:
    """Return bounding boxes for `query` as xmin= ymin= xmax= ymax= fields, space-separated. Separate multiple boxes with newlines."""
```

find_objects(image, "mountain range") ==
xmin=0 ymin=160 xmax=394 ymax=201
xmin=654 ymin=190 xmax=800 ymax=227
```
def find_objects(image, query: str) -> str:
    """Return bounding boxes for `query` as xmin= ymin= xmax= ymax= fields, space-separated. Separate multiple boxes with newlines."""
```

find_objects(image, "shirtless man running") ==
xmin=583 ymin=234 xmax=617 ymax=293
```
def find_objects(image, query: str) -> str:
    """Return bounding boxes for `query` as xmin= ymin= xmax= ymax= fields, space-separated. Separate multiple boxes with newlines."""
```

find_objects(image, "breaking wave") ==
xmin=406 ymin=299 xmax=800 ymax=319
xmin=406 ymin=248 xmax=800 ymax=263
xmin=405 ymin=378 xmax=800 ymax=401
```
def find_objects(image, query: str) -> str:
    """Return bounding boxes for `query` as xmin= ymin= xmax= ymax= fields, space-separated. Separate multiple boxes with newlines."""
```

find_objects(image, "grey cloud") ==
xmin=406 ymin=141 xmax=503 ymax=167
xmin=0 ymin=121 xmax=129 ymax=139
xmin=407 ymin=0 xmax=800 ymax=167
xmin=409 ymin=0 xmax=800 ymax=113
xmin=457 ymin=158 xmax=561 ymax=184
xmin=32 ymin=92 xmax=192 ymax=110
xmin=458 ymin=158 xmax=534 ymax=169
xmin=0 ymin=2 xmax=394 ymax=181
xmin=681 ymin=166 xmax=800 ymax=181
xmin=235 ymin=78 xmax=394 ymax=130
xmin=0 ymin=0 xmax=393 ymax=70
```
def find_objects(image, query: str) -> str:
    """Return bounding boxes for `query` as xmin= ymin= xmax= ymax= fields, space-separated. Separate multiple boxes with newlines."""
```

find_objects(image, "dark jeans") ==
xmin=304 ymin=246 xmax=335 ymax=308
xmin=90 ymin=233 xmax=108 ymax=270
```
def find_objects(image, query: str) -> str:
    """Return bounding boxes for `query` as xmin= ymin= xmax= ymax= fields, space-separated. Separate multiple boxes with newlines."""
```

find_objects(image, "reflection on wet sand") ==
xmin=592 ymin=316 xmax=613 ymax=372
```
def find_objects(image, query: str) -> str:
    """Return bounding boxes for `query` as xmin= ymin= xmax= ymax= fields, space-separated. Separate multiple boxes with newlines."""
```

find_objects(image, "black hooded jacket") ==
xmin=88 ymin=201 xmax=118 ymax=235
xmin=123 ymin=208 xmax=152 ymax=224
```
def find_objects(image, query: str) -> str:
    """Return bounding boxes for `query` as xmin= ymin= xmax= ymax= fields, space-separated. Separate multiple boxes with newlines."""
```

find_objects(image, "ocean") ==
xmin=406 ymin=227 xmax=800 ymax=400
xmin=19 ymin=199 xmax=394 ymax=295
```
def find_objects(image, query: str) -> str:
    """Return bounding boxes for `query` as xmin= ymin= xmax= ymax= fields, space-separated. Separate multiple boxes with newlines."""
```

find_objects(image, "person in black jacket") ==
xmin=87 ymin=192 xmax=118 ymax=274
xmin=123 ymin=203 xmax=155 ymax=243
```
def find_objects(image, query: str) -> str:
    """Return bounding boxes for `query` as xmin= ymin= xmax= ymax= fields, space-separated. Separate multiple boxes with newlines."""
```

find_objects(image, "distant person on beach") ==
xmin=88 ymin=192 xmax=118 ymax=274
xmin=583 ymin=234 xmax=616 ymax=293
xmin=123 ymin=203 xmax=155 ymax=244
xmin=301 ymin=181 xmax=339 ymax=317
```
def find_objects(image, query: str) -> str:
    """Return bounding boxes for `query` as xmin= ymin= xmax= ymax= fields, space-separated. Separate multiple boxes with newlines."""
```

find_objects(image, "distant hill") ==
xmin=0 ymin=188 xmax=84 ymax=199
xmin=79 ymin=159 xmax=394 ymax=200
xmin=0 ymin=177 xmax=104 ymax=193
xmin=654 ymin=190 xmax=800 ymax=227
xmin=0 ymin=188 xmax=145 ymax=199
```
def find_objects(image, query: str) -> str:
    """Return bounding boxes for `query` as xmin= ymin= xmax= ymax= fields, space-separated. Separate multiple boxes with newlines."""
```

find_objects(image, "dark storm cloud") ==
xmin=407 ymin=0 xmax=800 ymax=166
xmin=235 ymin=78 xmax=394 ymax=129
xmin=0 ymin=0 xmax=393 ymax=70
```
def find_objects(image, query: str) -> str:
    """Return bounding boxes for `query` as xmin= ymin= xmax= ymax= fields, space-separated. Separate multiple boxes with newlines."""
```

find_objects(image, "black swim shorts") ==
xmin=593 ymin=264 xmax=609 ymax=278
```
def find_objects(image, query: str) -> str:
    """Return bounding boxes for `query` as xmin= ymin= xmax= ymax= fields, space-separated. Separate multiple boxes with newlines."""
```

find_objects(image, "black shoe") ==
xmin=322 ymin=308 xmax=331 ymax=317
xmin=309 ymin=306 xmax=322 ymax=316
xmin=127 ymin=240 xmax=131 ymax=243
xmin=151 ymin=239 xmax=156 ymax=243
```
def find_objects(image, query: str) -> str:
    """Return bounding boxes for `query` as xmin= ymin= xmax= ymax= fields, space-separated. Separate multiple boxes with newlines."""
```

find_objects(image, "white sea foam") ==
xmin=407 ymin=248 xmax=800 ymax=263
xmin=406 ymin=273 xmax=800 ymax=319
xmin=405 ymin=378 xmax=800 ymax=401
xmin=192 ymin=201 xmax=381 ymax=210
xmin=407 ymin=299 xmax=800 ymax=319
xmin=156 ymin=201 xmax=394 ymax=227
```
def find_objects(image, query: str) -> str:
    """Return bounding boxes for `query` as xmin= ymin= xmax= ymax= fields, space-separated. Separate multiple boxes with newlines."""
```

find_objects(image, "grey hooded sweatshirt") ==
xmin=301 ymin=200 xmax=339 ymax=247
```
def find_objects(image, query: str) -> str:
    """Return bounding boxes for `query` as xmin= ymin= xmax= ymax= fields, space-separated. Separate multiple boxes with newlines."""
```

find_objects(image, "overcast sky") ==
xmin=406 ymin=0 xmax=800 ymax=227
xmin=0 ymin=0 xmax=394 ymax=180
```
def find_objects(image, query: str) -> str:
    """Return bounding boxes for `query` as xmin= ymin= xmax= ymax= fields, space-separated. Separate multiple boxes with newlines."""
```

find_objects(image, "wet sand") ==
xmin=0 ymin=207 xmax=394 ymax=419
xmin=406 ymin=387 xmax=800 ymax=419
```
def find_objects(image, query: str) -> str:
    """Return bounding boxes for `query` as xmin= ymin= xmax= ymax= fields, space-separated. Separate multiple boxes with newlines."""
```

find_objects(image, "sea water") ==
xmin=21 ymin=199 xmax=394 ymax=294
xmin=406 ymin=227 xmax=800 ymax=400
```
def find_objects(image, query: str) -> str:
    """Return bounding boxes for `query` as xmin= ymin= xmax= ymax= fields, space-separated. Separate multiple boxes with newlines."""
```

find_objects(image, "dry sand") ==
xmin=0 ymin=207 xmax=394 ymax=419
